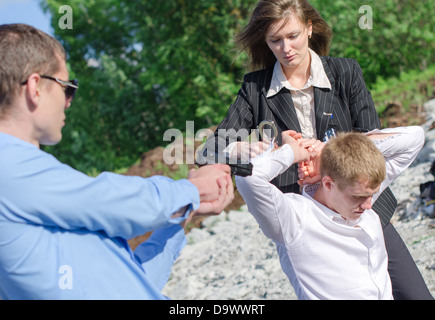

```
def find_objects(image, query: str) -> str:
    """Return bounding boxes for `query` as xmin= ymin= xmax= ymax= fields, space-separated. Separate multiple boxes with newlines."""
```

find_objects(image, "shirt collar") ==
xmin=303 ymin=185 xmax=378 ymax=243
xmin=267 ymin=48 xmax=332 ymax=98
xmin=303 ymin=183 xmax=343 ymax=221
xmin=302 ymin=183 xmax=365 ymax=228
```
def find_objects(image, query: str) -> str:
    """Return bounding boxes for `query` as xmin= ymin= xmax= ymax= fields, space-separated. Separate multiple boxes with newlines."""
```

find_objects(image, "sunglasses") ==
xmin=21 ymin=75 xmax=79 ymax=101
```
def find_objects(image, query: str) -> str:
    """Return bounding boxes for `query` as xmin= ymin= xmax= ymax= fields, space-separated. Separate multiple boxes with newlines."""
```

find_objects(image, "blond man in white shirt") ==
xmin=236 ymin=126 xmax=425 ymax=299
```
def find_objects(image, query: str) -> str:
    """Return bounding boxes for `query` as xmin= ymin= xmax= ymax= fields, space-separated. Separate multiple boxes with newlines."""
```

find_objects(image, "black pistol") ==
xmin=197 ymin=151 xmax=253 ymax=177
xmin=228 ymin=161 xmax=253 ymax=177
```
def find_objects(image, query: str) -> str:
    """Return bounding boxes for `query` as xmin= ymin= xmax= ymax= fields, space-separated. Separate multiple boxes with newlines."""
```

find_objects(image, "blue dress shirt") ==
xmin=0 ymin=132 xmax=200 ymax=299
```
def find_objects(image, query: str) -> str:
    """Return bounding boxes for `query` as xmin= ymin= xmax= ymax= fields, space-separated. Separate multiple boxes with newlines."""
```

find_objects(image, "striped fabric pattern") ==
xmin=202 ymin=56 xmax=397 ymax=225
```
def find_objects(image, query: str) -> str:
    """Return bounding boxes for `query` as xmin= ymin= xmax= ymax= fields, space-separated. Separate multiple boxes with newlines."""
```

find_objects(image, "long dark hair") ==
xmin=236 ymin=0 xmax=332 ymax=71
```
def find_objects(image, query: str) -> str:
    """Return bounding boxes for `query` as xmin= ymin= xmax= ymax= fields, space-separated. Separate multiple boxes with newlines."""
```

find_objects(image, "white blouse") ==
xmin=267 ymin=48 xmax=332 ymax=139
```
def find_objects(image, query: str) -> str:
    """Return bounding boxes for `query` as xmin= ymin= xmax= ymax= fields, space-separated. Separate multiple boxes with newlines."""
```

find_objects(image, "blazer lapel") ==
xmin=260 ymin=67 xmax=301 ymax=133
xmin=261 ymin=57 xmax=338 ymax=139
xmin=264 ymin=88 xmax=302 ymax=133
xmin=314 ymin=57 xmax=336 ymax=140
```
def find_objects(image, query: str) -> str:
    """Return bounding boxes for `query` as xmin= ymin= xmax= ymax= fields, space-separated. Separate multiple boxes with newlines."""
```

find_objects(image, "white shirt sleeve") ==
xmin=235 ymin=145 xmax=300 ymax=243
xmin=368 ymin=126 xmax=425 ymax=203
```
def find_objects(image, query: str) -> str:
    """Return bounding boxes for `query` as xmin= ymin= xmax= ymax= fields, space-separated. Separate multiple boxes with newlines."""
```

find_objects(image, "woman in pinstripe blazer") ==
xmin=202 ymin=0 xmax=433 ymax=299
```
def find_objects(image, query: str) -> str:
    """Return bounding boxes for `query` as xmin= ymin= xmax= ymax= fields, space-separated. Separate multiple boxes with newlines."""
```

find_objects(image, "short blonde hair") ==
xmin=320 ymin=132 xmax=386 ymax=190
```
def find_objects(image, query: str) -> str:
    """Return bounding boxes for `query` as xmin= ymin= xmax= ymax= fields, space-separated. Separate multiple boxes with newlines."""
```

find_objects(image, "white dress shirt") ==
xmin=267 ymin=48 xmax=332 ymax=139
xmin=236 ymin=126 xmax=425 ymax=300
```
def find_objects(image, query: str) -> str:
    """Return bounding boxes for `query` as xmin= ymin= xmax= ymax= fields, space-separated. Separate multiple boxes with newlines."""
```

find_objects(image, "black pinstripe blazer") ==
xmin=202 ymin=56 xmax=396 ymax=225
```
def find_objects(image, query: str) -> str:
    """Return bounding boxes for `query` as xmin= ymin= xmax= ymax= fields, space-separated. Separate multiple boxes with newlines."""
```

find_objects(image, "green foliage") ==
xmin=311 ymin=0 xmax=435 ymax=87
xmin=40 ymin=0 xmax=435 ymax=173
xmin=371 ymin=64 xmax=435 ymax=114
xmin=42 ymin=0 xmax=258 ymax=172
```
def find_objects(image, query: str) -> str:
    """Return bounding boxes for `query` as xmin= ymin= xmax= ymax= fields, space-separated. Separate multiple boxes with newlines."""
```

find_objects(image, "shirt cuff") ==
xmin=168 ymin=179 xmax=200 ymax=224
xmin=250 ymin=144 xmax=294 ymax=181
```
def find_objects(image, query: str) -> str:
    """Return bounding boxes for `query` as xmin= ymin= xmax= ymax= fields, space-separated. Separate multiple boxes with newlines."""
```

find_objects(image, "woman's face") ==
xmin=265 ymin=16 xmax=312 ymax=73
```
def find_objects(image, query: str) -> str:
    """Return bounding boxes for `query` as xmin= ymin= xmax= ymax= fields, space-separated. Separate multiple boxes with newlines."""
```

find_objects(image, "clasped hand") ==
xmin=281 ymin=130 xmax=323 ymax=185
xmin=187 ymin=164 xmax=234 ymax=217
xmin=236 ymin=130 xmax=323 ymax=185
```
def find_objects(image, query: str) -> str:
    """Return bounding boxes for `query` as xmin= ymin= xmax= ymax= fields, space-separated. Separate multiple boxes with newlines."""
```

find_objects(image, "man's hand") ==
xmin=280 ymin=130 xmax=324 ymax=185
xmin=230 ymin=141 xmax=271 ymax=160
xmin=188 ymin=164 xmax=234 ymax=215
xmin=282 ymin=130 xmax=303 ymax=141
xmin=195 ymin=175 xmax=234 ymax=215
xmin=281 ymin=130 xmax=317 ymax=164
xmin=298 ymin=157 xmax=322 ymax=185
xmin=297 ymin=141 xmax=324 ymax=186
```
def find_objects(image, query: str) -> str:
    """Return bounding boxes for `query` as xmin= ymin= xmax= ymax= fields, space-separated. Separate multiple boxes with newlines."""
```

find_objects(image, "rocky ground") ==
xmin=161 ymin=209 xmax=434 ymax=300
xmin=159 ymin=100 xmax=435 ymax=300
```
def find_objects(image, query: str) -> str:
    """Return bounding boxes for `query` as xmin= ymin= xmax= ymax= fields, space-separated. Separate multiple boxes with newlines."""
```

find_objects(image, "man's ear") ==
xmin=24 ymin=73 xmax=41 ymax=111
xmin=322 ymin=175 xmax=334 ymax=191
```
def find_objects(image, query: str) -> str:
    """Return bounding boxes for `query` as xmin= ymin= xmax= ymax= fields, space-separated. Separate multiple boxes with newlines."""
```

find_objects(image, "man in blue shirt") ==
xmin=0 ymin=24 xmax=234 ymax=299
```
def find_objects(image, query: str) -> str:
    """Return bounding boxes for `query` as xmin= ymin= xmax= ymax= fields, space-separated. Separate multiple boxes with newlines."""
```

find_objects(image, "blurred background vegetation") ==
xmin=41 ymin=0 xmax=435 ymax=174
